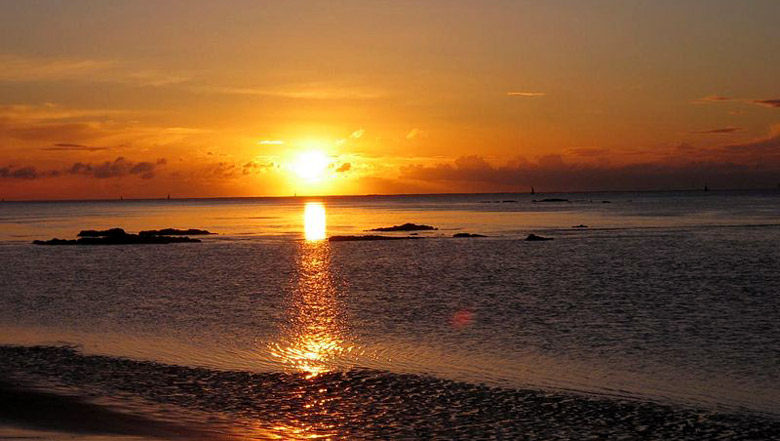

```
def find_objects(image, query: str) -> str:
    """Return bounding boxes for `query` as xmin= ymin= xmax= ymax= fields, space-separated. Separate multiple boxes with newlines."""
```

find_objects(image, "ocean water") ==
xmin=0 ymin=190 xmax=779 ymax=439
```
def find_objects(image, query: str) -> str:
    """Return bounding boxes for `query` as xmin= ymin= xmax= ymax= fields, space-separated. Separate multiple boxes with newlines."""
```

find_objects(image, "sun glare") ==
xmin=293 ymin=150 xmax=330 ymax=182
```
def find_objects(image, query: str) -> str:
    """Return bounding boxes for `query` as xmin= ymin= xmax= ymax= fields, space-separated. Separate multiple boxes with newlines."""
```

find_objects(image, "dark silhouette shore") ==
xmin=33 ymin=228 xmax=209 ymax=245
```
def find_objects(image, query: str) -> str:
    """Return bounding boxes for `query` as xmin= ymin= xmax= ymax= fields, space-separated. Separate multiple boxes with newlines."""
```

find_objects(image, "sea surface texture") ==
xmin=1 ymin=191 xmax=779 ymax=440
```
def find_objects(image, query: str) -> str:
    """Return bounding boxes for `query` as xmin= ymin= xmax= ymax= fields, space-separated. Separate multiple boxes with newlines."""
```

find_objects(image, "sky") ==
xmin=0 ymin=0 xmax=778 ymax=200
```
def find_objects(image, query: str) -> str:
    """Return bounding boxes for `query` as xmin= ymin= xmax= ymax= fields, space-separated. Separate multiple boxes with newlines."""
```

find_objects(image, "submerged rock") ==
xmin=572 ymin=224 xmax=588 ymax=228
xmin=532 ymin=198 xmax=570 ymax=203
xmin=368 ymin=223 xmax=437 ymax=232
xmin=139 ymin=228 xmax=214 ymax=236
xmin=328 ymin=235 xmax=422 ymax=242
xmin=453 ymin=233 xmax=488 ymax=238
xmin=525 ymin=233 xmax=553 ymax=241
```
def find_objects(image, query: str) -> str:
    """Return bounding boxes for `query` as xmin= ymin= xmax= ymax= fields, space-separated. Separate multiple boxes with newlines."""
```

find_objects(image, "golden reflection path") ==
xmin=269 ymin=202 xmax=354 ymax=378
xmin=261 ymin=202 xmax=354 ymax=438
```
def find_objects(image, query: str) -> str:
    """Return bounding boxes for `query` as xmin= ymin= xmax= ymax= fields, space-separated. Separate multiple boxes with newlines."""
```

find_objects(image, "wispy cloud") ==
xmin=258 ymin=140 xmax=284 ymax=145
xmin=695 ymin=95 xmax=733 ymax=103
xmin=694 ymin=95 xmax=780 ymax=109
xmin=563 ymin=147 xmax=610 ymax=157
xmin=690 ymin=127 xmax=745 ymax=134
xmin=0 ymin=55 xmax=114 ymax=82
xmin=42 ymin=143 xmax=108 ymax=152
xmin=205 ymin=83 xmax=384 ymax=100
xmin=0 ymin=55 xmax=190 ymax=87
xmin=406 ymin=128 xmax=426 ymax=140
xmin=507 ymin=91 xmax=546 ymax=97
xmin=752 ymin=99 xmax=780 ymax=109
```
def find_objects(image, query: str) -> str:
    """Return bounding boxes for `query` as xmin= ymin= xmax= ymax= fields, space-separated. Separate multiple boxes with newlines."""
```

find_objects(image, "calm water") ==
xmin=1 ymin=190 xmax=779 ymax=439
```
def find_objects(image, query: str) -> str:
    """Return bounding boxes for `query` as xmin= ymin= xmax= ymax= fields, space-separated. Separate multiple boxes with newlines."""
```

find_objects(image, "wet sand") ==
xmin=0 ymin=380 xmax=220 ymax=440
xmin=2 ymin=345 xmax=779 ymax=440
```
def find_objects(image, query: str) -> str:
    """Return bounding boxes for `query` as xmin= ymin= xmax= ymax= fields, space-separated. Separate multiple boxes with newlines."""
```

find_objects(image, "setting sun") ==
xmin=292 ymin=150 xmax=331 ymax=182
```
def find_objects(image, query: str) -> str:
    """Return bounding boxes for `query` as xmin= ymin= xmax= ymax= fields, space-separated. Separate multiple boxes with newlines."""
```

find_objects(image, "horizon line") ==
xmin=2 ymin=186 xmax=777 ymax=203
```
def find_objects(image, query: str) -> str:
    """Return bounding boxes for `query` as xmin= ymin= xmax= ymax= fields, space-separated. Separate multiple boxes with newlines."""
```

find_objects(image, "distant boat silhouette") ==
xmin=531 ymin=185 xmax=535 ymax=195
xmin=167 ymin=193 xmax=170 ymax=200
xmin=704 ymin=184 xmax=709 ymax=192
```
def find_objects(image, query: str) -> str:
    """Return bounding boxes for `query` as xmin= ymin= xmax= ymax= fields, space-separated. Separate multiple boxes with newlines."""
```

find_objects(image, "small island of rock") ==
xmin=368 ymin=223 xmax=437 ymax=232
xmin=35 ymin=228 xmax=206 ymax=245
xmin=525 ymin=233 xmax=554 ymax=241
xmin=139 ymin=228 xmax=214 ymax=236
xmin=453 ymin=233 xmax=488 ymax=238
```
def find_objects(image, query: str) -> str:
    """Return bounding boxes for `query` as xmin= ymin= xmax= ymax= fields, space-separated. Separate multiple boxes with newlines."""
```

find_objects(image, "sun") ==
xmin=292 ymin=150 xmax=331 ymax=182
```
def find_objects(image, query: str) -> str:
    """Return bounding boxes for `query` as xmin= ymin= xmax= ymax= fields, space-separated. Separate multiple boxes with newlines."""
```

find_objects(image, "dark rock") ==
xmin=501 ymin=200 xmax=518 ymax=203
xmin=572 ymin=224 xmax=588 ymax=228
xmin=453 ymin=233 xmax=488 ymax=238
xmin=139 ymin=228 xmax=214 ymax=236
xmin=35 ymin=228 xmax=202 ymax=245
xmin=328 ymin=235 xmax=422 ymax=242
xmin=532 ymin=198 xmax=569 ymax=203
xmin=77 ymin=228 xmax=128 ymax=237
xmin=525 ymin=234 xmax=553 ymax=241
xmin=368 ymin=223 xmax=437 ymax=232
xmin=602 ymin=200 xmax=612 ymax=203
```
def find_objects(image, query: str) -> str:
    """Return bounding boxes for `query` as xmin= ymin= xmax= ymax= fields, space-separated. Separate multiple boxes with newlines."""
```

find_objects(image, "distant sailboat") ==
xmin=531 ymin=185 xmax=535 ymax=195
xmin=704 ymin=184 xmax=709 ymax=192
xmin=167 ymin=193 xmax=170 ymax=200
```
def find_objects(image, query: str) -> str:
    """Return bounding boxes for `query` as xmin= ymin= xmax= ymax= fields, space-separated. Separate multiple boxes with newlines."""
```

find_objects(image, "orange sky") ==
xmin=1 ymin=0 xmax=778 ymax=200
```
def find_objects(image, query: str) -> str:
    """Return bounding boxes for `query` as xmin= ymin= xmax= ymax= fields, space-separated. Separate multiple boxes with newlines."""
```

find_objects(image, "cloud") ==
xmin=336 ymin=163 xmax=351 ymax=173
xmin=694 ymin=96 xmax=779 ymax=109
xmin=42 ymin=143 xmax=108 ymax=152
xmin=399 ymin=131 xmax=780 ymax=191
xmin=242 ymin=160 xmax=276 ymax=175
xmin=752 ymin=99 xmax=780 ymax=109
xmin=66 ymin=157 xmax=166 ymax=179
xmin=350 ymin=129 xmax=364 ymax=139
xmin=721 ymin=130 xmax=780 ymax=155
xmin=205 ymin=84 xmax=384 ymax=100
xmin=258 ymin=140 xmax=284 ymax=145
xmin=1 ymin=166 xmax=41 ymax=180
xmin=406 ymin=128 xmax=426 ymax=140
xmin=697 ymin=95 xmax=733 ymax=102
xmin=0 ymin=55 xmax=114 ymax=82
xmin=507 ymin=92 xmax=546 ymax=97
xmin=0 ymin=165 xmax=63 ymax=179
xmin=690 ymin=127 xmax=745 ymax=134
xmin=564 ymin=147 xmax=610 ymax=157
xmin=0 ymin=55 xmax=189 ymax=87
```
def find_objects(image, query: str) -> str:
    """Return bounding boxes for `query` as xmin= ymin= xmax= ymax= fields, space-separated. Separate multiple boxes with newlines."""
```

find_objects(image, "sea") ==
xmin=0 ymin=190 xmax=779 ymax=440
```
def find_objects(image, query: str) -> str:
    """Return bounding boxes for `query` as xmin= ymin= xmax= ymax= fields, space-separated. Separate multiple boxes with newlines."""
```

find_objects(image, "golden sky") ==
xmin=1 ymin=0 xmax=778 ymax=199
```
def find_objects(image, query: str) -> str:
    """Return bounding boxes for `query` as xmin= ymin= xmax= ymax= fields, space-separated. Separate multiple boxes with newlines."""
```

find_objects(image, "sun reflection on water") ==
xmin=270 ymin=202 xmax=355 ymax=379
xmin=303 ymin=202 xmax=326 ymax=241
